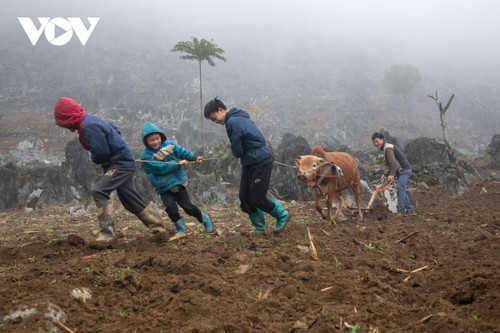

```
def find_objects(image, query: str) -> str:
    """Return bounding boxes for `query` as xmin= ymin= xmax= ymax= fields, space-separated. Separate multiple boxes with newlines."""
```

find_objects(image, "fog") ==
xmin=1 ymin=0 xmax=499 ymax=152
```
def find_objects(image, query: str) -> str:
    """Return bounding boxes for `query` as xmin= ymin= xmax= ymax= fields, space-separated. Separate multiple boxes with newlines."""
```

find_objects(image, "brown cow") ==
xmin=295 ymin=146 xmax=363 ymax=223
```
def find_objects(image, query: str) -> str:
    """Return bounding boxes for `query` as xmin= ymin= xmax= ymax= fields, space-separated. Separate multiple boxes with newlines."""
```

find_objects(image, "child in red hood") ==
xmin=54 ymin=97 xmax=166 ymax=242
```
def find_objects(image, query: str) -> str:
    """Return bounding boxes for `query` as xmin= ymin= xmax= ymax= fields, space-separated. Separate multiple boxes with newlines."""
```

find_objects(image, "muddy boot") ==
xmin=95 ymin=200 xmax=116 ymax=242
xmin=173 ymin=217 xmax=186 ymax=237
xmin=248 ymin=209 xmax=265 ymax=234
xmin=270 ymin=200 xmax=290 ymax=234
xmin=137 ymin=202 xmax=166 ymax=234
xmin=201 ymin=212 xmax=214 ymax=233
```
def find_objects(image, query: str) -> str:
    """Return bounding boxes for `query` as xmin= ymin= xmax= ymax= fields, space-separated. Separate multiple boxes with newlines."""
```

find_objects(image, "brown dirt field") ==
xmin=0 ymin=182 xmax=499 ymax=333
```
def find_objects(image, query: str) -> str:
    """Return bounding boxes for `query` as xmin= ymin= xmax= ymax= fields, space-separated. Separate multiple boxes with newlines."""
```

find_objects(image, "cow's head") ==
xmin=295 ymin=155 xmax=329 ymax=186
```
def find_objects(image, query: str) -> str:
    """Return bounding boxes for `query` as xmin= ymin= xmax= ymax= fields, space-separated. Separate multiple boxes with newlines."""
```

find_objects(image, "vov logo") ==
xmin=18 ymin=17 xmax=100 ymax=46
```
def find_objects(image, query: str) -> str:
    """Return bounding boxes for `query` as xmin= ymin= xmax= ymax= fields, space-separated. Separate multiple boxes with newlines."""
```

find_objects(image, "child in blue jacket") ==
xmin=141 ymin=122 xmax=214 ymax=236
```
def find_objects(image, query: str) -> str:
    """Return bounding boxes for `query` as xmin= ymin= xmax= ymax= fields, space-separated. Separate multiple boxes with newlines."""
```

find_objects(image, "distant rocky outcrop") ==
xmin=404 ymin=137 xmax=479 ymax=195
xmin=405 ymin=137 xmax=449 ymax=165
xmin=0 ymin=163 xmax=18 ymax=210
xmin=60 ymin=138 xmax=100 ymax=198
xmin=486 ymin=134 xmax=500 ymax=168
xmin=272 ymin=133 xmax=312 ymax=200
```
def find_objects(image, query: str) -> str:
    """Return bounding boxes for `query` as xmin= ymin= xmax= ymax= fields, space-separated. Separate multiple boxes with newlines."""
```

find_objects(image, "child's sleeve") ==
xmin=173 ymin=143 xmax=196 ymax=161
xmin=141 ymin=148 xmax=180 ymax=175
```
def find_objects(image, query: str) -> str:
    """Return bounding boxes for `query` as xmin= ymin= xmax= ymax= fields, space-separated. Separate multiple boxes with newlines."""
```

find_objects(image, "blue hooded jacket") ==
xmin=140 ymin=122 xmax=196 ymax=194
xmin=225 ymin=108 xmax=272 ymax=167
xmin=81 ymin=114 xmax=136 ymax=171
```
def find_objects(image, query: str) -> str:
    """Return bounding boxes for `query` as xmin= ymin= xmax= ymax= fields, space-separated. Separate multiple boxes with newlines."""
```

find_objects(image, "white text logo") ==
xmin=18 ymin=17 xmax=100 ymax=46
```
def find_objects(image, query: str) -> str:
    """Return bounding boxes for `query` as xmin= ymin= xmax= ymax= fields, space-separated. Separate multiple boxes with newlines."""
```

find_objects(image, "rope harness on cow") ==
xmin=315 ymin=162 xmax=343 ymax=189
xmin=274 ymin=160 xmax=358 ymax=187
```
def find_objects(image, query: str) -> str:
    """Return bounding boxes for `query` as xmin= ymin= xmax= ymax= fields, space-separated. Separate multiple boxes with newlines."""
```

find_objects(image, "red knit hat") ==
xmin=54 ymin=97 xmax=86 ymax=130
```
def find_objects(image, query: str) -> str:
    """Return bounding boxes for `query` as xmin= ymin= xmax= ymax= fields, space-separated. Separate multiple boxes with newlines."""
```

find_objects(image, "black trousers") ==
xmin=160 ymin=185 xmax=202 ymax=223
xmin=239 ymin=161 xmax=274 ymax=214
xmin=91 ymin=169 xmax=146 ymax=215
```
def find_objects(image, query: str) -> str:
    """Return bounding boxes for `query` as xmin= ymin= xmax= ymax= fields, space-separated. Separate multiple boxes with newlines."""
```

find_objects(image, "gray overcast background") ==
xmin=1 ymin=0 xmax=499 ymax=151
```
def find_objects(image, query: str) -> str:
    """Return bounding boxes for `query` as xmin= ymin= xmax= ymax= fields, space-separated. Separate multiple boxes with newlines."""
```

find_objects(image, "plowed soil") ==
xmin=0 ymin=182 xmax=499 ymax=333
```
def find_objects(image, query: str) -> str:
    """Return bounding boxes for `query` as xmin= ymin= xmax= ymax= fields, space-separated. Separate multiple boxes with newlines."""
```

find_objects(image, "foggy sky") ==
xmin=1 ymin=0 xmax=500 ymax=150
xmin=2 ymin=0 xmax=500 ymax=75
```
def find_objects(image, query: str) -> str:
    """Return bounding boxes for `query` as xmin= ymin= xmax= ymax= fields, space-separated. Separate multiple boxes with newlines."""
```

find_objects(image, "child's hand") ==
xmin=178 ymin=160 xmax=188 ymax=166
xmin=195 ymin=156 xmax=204 ymax=164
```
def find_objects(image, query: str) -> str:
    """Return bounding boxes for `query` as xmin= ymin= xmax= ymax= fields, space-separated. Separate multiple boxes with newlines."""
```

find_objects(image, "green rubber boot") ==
xmin=249 ymin=209 xmax=265 ymax=234
xmin=270 ymin=200 xmax=290 ymax=234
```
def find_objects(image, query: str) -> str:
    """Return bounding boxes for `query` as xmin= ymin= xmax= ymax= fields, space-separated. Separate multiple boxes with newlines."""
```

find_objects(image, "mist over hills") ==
xmin=1 ymin=0 xmax=500 ymax=155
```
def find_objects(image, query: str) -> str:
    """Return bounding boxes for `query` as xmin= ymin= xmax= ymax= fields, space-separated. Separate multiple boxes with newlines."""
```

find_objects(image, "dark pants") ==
xmin=160 ymin=185 xmax=202 ymax=223
xmin=91 ymin=169 xmax=146 ymax=215
xmin=239 ymin=161 xmax=275 ymax=214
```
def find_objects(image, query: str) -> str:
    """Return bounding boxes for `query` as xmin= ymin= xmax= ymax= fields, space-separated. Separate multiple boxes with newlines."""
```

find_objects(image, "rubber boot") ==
xmin=95 ymin=200 xmax=116 ymax=242
xmin=248 ymin=209 xmax=265 ymax=234
xmin=173 ymin=217 xmax=186 ymax=237
xmin=136 ymin=202 xmax=166 ymax=234
xmin=201 ymin=212 xmax=214 ymax=233
xmin=270 ymin=200 xmax=290 ymax=234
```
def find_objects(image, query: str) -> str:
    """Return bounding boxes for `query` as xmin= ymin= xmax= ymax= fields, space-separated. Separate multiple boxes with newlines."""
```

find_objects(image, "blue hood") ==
xmin=141 ymin=122 xmax=167 ymax=146
xmin=225 ymin=108 xmax=250 ymax=123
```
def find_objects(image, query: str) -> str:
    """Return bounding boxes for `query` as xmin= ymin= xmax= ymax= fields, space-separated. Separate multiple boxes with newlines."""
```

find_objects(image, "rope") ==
xmin=135 ymin=157 xmax=222 ymax=165
xmin=274 ymin=160 xmax=296 ymax=169
xmin=274 ymin=160 xmax=359 ymax=185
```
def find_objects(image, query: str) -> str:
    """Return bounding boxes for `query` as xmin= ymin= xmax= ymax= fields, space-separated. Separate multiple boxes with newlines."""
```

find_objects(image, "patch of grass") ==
xmin=364 ymin=242 xmax=375 ymax=250
xmin=344 ymin=321 xmax=361 ymax=333
xmin=253 ymin=250 xmax=262 ymax=258
xmin=444 ymin=231 xmax=456 ymax=238
xmin=471 ymin=314 xmax=481 ymax=321
xmin=117 ymin=309 xmax=127 ymax=319
xmin=0 ymin=262 xmax=26 ymax=276
xmin=418 ymin=174 xmax=433 ymax=185
xmin=250 ymin=286 xmax=272 ymax=301
xmin=109 ymin=271 xmax=126 ymax=282
xmin=335 ymin=262 xmax=343 ymax=269
xmin=95 ymin=268 xmax=141 ymax=288
xmin=27 ymin=255 xmax=36 ymax=264
xmin=98 ymin=312 xmax=106 ymax=322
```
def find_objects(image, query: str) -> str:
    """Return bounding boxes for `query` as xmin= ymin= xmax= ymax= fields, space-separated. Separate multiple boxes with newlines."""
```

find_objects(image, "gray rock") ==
xmin=487 ymin=134 xmax=500 ymax=168
xmin=0 ymin=162 xmax=18 ymax=210
xmin=271 ymin=133 xmax=312 ymax=200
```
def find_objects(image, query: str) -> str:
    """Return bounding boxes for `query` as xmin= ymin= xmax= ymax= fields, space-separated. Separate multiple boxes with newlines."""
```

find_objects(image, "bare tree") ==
xmin=428 ymin=91 xmax=456 ymax=164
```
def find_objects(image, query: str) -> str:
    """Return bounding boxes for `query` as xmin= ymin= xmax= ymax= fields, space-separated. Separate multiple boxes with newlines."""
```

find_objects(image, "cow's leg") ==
xmin=313 ymin=188 xmax=327 ymax=219
xmin=333 ymin=192 xmax=344 ymax=222
xmin=352 ymin=184 xmax=363 ymax=222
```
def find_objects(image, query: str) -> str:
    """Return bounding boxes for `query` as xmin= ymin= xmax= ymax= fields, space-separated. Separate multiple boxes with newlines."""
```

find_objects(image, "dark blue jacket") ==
xmin=140 ymin=122 xmax=196 ymax=194
xmin=225 ymin=108 xmax=272 ymax=167
xmin=81 ymin=114 xmax=136 ymax=171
